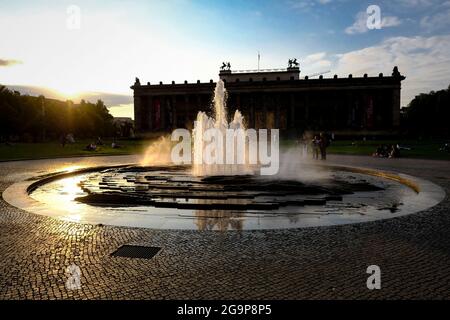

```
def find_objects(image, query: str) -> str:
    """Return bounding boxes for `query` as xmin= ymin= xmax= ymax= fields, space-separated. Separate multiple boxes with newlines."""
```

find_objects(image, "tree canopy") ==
xmin=0 ymin=85 xmax=115 ymax=142
xmin=405 ymin=85 xmax=450 ymax=137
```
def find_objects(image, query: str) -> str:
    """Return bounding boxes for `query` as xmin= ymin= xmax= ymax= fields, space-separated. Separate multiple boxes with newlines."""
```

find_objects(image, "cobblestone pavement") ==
xmin=0 ymin=155 xmax=449 ymax=299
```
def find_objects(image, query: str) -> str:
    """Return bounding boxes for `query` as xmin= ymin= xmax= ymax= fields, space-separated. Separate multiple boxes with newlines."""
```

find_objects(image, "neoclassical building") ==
xmin=131 ymin=62 xmax=405 ymax=136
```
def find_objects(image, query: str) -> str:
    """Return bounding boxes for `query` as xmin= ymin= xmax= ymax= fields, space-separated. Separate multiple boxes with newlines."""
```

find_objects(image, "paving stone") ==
xmin=0 ymin=155 xmax=449 ymax=299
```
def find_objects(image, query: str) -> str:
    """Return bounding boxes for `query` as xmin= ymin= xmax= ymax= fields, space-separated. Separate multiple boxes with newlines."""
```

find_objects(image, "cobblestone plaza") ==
xmin=1 ymin=155 xmax=449 ymax=299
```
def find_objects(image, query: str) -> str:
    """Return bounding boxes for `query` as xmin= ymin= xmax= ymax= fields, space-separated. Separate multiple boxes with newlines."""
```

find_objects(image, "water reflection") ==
xmin=32 ymin=175 xmax=87 ymax=220
xmin=28 ymin=167 xmax=423 ymax=230
xmin=194 ymin=210 xmax=244 ymax=231
xmin=60 ymin=165 xmax=84 ymax=173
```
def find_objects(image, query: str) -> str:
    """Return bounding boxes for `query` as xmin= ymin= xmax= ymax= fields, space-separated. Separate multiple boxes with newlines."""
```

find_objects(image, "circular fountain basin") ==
xmin=3 ymin=164 xmax=445 ymax=231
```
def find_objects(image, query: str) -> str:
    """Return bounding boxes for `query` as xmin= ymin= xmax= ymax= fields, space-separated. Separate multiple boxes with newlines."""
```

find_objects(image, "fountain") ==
xmin=193 ymin=79 xmax=250 ymax=176
xmin=3 ymin=80 xmax=445 ymax=231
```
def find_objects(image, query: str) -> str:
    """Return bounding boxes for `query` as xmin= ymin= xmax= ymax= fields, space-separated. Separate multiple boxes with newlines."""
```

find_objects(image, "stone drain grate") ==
xmin=111 ymin=245 xmax=161 ymax=259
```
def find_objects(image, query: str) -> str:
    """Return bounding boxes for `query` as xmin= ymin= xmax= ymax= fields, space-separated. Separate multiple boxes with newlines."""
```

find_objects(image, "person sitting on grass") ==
xmin=373 ymin=144 xmax=389 ymax=158
xmin=84 ymin=142 xmax=97 ymax=151
xmin=389 ymin=144 xmax=400 ymax=158
xmin=439 ymin=143 xmax=450 ymax=153
xmin=111 ymin=138 xmax=122 ymax=149
xmin=373 ymin=145 xmax=382 ymax=157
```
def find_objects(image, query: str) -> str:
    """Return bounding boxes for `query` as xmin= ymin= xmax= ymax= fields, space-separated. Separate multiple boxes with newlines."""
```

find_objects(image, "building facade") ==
xmin=131 ymin=63 xmax=405 ymax=136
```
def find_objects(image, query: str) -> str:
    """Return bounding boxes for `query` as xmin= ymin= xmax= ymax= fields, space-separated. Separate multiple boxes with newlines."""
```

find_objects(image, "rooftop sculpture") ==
xmin=288 ymin=58 xmax=299 ymax=68
xmin=220 ymin=62 xmax=231 ymax=71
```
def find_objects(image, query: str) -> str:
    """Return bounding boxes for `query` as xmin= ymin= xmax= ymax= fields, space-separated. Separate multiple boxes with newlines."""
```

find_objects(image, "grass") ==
xmin=0 ymin=139 xmax=147 ymax=161
xmin=280 ymin=139 xmax=450 ymax=161
xmin=327 ymin=139 xmax=450 ymax=160
xmin=1 ymin=138 xmax=449 ymax=162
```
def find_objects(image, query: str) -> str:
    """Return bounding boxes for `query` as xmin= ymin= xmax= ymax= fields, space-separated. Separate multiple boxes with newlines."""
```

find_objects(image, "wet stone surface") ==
xmin=29 ymin=165 xmax=416 ymax=230
xmin=0 ymin=155 xmax=450 ymax=299
xmin=75 ymin=166 xmax=384 ymax=209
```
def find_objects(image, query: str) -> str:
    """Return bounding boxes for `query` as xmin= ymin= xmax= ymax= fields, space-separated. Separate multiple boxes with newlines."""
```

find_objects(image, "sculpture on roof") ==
xmin=288 ymin=58 xmax=299 ymax=68
xmin=220 ymin=62 xmax=231 ymax=71
xmin=392 ymin=66 xmax=400 ymax=77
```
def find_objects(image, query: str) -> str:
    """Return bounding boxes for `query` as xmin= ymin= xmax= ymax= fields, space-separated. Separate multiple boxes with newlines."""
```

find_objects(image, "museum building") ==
xmin=131 ymin=61 xmax=405 ymax=136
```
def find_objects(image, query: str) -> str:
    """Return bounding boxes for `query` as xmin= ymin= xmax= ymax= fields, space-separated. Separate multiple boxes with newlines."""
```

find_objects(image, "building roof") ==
xmin=130 ymin=66 xmax=405 ymax=95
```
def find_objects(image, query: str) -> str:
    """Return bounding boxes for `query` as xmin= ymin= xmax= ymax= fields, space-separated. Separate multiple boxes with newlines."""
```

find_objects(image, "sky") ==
xmin=1 ymin=0 xmax=450 ymax=118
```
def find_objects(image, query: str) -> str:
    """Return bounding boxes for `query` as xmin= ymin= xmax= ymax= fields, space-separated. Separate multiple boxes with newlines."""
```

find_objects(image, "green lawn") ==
xmin=0 ymin=139 xmax=147 ymax=161
xmin=1 ymin=138 xmax=449 ymax=161
xmin=328 ymin=139 xmax=450 ymax=160
xmin=281 ymin=139 xmax=450 ymax=160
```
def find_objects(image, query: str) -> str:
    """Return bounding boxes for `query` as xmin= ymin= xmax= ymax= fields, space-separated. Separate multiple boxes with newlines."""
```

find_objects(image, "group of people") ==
xmin=59 ymin=134 xmax=122 ymax=151
xmin=372 ymin=144 xmax=400 ymax=158
xmin=298 ymin=132 xmax=331 ymax=160
xmin=84 ymin=137 xmax=122 ymax=151
xmin=84 ymin=137 xmax=103 ymax=151
xmin=84 ymin=142 xmax=98 ymax=151
xmin=439 ymin=143 xmax=450 ymax=153
xmin=59 ymin=133 xmax=75 ymax=147
xmin=312 ymin=132 xmax=330 ymax=160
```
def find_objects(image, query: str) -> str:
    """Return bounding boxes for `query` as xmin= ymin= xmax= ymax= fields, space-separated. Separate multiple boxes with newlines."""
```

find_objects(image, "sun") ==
xmin=56 ymin=88 xmax=80 ymax=100
xmin=54 ymin=85 xmax=84 ymax=100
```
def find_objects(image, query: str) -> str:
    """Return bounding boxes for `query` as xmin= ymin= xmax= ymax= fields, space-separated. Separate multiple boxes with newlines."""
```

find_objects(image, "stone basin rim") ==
xmin=24 ymin=163 xmax=420 ymax=195
xmin=2 ymin=163 xmax=446 ymax=231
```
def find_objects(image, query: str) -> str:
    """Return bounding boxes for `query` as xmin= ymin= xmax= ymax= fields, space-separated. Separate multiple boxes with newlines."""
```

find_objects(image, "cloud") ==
xmin=333 ymin=34 xmax=450 ymax=105
xmin=0 ymin=59 xmax=22 ymax=67
xmin=5 ymin=85 xmax=59 ymax=97
xmin=288 ymin=0 xmax=332 ymax=10
xmin=345 ymin=11 xmax=401 ymax=35
xmin=420 ymin=9 xmax=450 ymax=32
xmin=79 ymin=92 xmax=133 ymax=106
xmin=382 ymin=16 xmax=402 ymax=27
xmin=396 ymin=0 xmax=434 ymax=6
xmin=5 ymin=85 xmax=132 ymax=107
xmin=304 ymin=52 xmax=327 ymax=63
xmin=301 ymin=52 xmax=332 ymax=76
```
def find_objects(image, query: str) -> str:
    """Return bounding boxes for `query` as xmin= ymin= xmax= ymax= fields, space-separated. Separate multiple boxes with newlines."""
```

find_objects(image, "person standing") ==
xmin=298 ymin=133 xmax=309 ymax=159
xmin=312 ymin=135 xmax=320 ymax=160
xmin=319 ymin=132 xmax=329 ymax=160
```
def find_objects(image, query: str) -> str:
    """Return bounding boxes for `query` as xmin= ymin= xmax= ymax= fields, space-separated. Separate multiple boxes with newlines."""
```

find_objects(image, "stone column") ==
xmin=392 ymin=87 xmax=401 ymax=127
xmin=237 ymin=93 xmax=241 ymax=108
xmin=275 ymin=100 xmax=280 ymax=129
xmin=249 ymin=94 xmax=255 ymax=128
xmin=147 ymin=95 xmax=153 ymax=131
xmin=184 ymin=95 xmax=190 ymax=128
xmin=159 ymin=96 xmax=166 ymax=130
xmin=196 ymin=94 xmax=202 ymax=109
xmin=172 ymin=96 xmax=177 ymax=129
xmin=289 ymin=93 xmax=295 ymax=129
xmin=133 ymin=94 xmax=142 ymax=132
xmin=262 ymin=93 xmax=268 ymax=128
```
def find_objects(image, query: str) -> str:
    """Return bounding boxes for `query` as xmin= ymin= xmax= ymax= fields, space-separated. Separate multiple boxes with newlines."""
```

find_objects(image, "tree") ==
xmin=405 ymin=85 xmax=450 ymax=137
xmin=0 ymin=84 xmax=116 ymax=141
